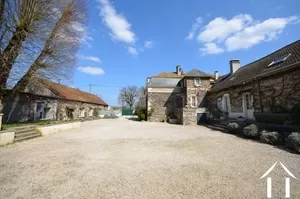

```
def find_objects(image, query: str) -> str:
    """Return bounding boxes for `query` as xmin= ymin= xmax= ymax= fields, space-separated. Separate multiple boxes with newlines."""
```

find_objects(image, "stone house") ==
xmin=3 ymin=78 xmax=108 ymax=123
xmin=146 ymin=40 xmax=300 ymax=125
xmin=146 ymin=66 xmax=215 ymax=125
xmin=207 ymin=40 xmax=300 ymax=124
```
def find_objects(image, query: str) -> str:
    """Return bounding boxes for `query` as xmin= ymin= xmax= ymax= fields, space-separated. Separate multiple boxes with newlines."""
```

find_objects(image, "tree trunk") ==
xmin=0 ymin=26 xmax=29 ymax=88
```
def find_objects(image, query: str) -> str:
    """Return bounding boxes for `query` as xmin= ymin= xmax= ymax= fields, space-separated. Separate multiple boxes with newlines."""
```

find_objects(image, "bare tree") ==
xmin=118 ymin=86 xmax=139 ymax=109
xmin=135 ymin=87 xmax=146 ymax=108
xmin=0 ymin=0 xmax=87 ymax=120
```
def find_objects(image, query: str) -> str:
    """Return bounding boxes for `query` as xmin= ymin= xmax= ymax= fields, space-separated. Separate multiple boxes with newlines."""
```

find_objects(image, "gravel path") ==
xmin=0 ymin=118 xmax=299 ymax=199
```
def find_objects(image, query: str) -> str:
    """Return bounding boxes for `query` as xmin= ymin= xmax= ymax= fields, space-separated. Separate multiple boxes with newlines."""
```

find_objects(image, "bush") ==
xmin=285 ymin=132 xmax=300 ymax=153
xmin=243 ymin=124 xmax=259 ymax=138
xmin=93 ymin=108 xmax=100 ymax=117
xmin=254 ymin=113 xmax=300 ymax=125
xmin=227 ymin=122 xmax=240 ymax=134
xmin=260 ymin=130 xmax=284 ymax=145
xmin=138 ymin=113 xmax=145 ymax=121
xmin=135 ymin=107 xmax=147 ymax=121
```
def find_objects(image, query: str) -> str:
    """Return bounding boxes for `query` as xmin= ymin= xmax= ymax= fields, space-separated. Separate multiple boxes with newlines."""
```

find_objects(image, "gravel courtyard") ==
xmin=0 ymin=118 xmax=300 ymax=199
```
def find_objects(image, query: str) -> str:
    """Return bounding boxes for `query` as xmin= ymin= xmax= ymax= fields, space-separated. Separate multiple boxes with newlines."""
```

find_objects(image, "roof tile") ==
xmin=39 ymin=79 xmax=108 ymax=106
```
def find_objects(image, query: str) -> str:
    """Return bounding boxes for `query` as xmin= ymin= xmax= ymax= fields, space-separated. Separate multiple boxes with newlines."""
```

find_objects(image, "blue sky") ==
xmin=73 ymin=0 xmax=300 ymax=105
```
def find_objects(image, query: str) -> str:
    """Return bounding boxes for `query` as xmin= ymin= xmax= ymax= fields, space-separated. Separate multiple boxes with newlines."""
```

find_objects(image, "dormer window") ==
xmin=194 ymin=78 xmax=201 ymax=86
xmin=268 ymin=53 xmax=291 ymax=67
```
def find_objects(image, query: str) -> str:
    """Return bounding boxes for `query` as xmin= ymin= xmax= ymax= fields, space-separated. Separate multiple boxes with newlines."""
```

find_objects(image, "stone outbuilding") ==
xmin=3 ymin=78 xmax=108 ymax=123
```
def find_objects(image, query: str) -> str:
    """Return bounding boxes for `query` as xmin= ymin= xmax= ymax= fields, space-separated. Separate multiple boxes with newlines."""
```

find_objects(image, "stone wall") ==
xmin=256 ymin=68 xmax=300 ymax=113
xmin=3 ymin=93 xmax=57 ymax=123
xmin=147 ymin=91 xmax=183 ymax=122
xmin=207 ymin=84 xmax=253 ymax=118
xmin=185 ymin=77 xmax=211 ymax=108
xmin=207 ymin=67 xmax=300 ymax=119
xmin=3 ymin=93 xmax=107 ymax=123
xmin=57 ymin=99 xmax=107 ymax=120
xmin=182 ymin=108 xmax=197 ymax=125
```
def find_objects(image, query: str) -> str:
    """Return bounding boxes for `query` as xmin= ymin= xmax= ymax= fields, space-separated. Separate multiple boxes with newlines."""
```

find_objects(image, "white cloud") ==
xmin=186 ymin=17 xmax=203 ymax=40
xmin=127 ymin=46 xmax=138 ymax=55
xmin=78 ymin=66 xmax=105 ymax=75
xmin=80 ymin=55 xmax=101 ymax=63
xmin=144 ymin=41 xmax=153 ymax=48
xmin=196 ymin=14 xmax=299 ymax=55
xmin=200 ymin=43 xmax=224 ymax=55
xmin=98 ymin=0 xmax=136 ymax=43
xmin=225 ymin=16 xmax=300 ymax=51
xmin=198 ymin=14 xmax=253 ymax=43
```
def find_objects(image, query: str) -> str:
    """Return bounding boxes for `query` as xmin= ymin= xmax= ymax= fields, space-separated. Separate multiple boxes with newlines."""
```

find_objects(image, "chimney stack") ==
xmin=146 ymin=77 xmax=151 ymax=87
xmin=230 ymin=60 xmax=240 ymax=74
xmin=176 ymin=65 xmax=182 ymax=75
xmin=214 ymin=71 xmax=219 ymax=80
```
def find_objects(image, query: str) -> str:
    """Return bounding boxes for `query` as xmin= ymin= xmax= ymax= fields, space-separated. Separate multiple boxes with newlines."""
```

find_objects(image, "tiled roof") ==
xmin=211 ymin=40 xmax=300 ymax=92
xmin=185 ymin=68 xmax=213 ymax=77
xmin=39 ymin=79 xmax=108 ymax=106
xmin=153 ymin=69 xmax=212 ymax=78
xmin=154 ymin=72 xmax=184 ymax=78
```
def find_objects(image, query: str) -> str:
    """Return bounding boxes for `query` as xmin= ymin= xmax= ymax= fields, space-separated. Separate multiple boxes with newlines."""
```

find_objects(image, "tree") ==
xmin=118 ymin=86 xmax=139 ymax=109
xmin=135 ymin=87 xmax=146 ymax=108
xmin=0 ymin=0 xmax=86 ymax=114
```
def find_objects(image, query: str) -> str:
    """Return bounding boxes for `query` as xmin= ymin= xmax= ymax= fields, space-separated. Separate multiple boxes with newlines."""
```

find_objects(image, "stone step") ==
xmin=14 ymin=131 xmax=41 ymax=142
xmin=207 ymin=125 xmax=227 ymax=132
xmin=15 ymin=131 xmax=40 ymax=139
xmin=14 ymin=128 xmax=38 ymax=135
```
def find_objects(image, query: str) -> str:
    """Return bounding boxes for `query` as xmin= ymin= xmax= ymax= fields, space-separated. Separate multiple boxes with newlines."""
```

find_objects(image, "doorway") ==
xmin=243 ymin=93 xmax=254 ymax=120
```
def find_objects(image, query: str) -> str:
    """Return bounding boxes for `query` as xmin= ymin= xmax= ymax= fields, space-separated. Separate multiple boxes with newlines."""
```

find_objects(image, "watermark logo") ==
xmin=260 ymin=162 xmax=296 ymax=198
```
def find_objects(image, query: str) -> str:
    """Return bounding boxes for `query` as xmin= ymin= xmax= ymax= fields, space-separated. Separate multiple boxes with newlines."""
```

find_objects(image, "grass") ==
xmin=1 ymin=119 xmax=81 ymax=131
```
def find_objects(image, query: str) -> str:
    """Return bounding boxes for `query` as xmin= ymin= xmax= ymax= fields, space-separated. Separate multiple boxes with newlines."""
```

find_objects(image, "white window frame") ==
xmin=222 ymin=94 xmax=231 ymax=113
xmin=89 ymin=108 xmax=93 ymax=116
xmin=79 ymin=108 xmax=85 ymax=117
xmin=190 ymin=95 xmax=197 ymax=107
xmin=194 ymin=78 xmax=201 ymax=86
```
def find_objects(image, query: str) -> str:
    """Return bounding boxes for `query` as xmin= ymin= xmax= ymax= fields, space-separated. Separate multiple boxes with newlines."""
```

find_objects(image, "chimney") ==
xmin=230 ymin=60 xmax=240 ymax=74
xmin=214 ymin=71 xmax=219 ymax=80
xmin=146 ymin=77 xmax=151 ymax=87
xmin=176 ymin=65 xmax=182 ymax=75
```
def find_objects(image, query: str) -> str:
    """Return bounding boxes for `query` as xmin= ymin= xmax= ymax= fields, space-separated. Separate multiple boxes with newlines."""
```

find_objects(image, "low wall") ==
xmin=0 ymin=132 xmax=15 ymax=146
xmin=37 ymin=122 xmax=82 ymax=136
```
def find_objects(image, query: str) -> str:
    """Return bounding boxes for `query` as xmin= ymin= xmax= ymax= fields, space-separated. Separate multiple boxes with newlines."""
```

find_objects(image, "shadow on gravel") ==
xmin=126 ymin=117 xmax=141 ymax=122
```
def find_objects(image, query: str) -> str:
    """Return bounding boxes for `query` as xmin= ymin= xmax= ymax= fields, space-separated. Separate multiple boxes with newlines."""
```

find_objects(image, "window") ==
xmin=268 ymin=53 xmax=291 ymax=67
xmin=217 ymin=98 xmax=223 ymax=111
xmin=43 ymin=108 xmax=50 ymax=119
xmin=66 ymin=108 xmax=74 ymax=119
xmin=222 ymin=94 xmax=230 ymax=112
xmin=89 ymin=109 xmax=93 ymax=116
xmin=79 ymin=108 xmax=85 ymax=117
xmin=194 ymin=78 xmax=201 ymax=86
xmin=190 ymin=95 xmax=197 ymax=107
xmin=36 ymin=102 xmax=44 ymax=112
xmin=245 ymin=94 xmax=253 ymax=109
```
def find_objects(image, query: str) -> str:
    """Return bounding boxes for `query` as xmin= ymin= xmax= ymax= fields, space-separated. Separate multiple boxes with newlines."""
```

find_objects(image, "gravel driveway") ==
xmin=0 ymin=118 xmax=300 ymax=199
